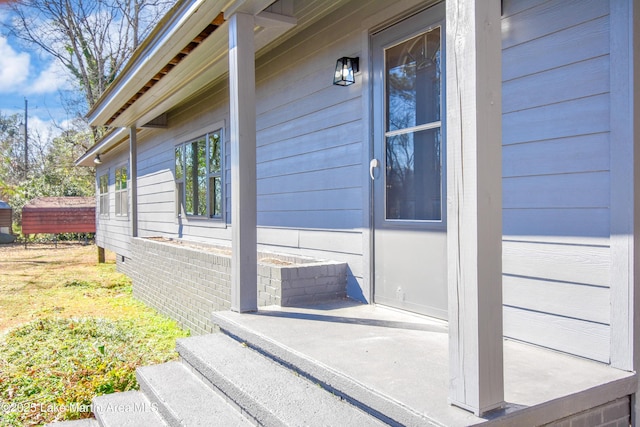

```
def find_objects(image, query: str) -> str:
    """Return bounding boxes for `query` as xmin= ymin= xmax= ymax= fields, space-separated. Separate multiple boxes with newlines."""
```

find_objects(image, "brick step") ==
xmin=137 ymin=361 xmax=252 ymax=427
xmin=211 ymin=310 xmax=429 ymax=427
xmin=177 ymin=332 xmax=385 ymax=427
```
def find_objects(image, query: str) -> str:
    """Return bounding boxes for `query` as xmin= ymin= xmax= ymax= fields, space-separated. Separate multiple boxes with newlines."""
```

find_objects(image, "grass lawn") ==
xmin=0 ymin=241 xmax=189 ymax=426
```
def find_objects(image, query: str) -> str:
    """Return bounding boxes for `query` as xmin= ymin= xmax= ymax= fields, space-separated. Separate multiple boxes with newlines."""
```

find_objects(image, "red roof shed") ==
xmin=22 ymin=197 xmax=96 ymax=235
xmin=0 ymin=201 xmax=11 ymax=233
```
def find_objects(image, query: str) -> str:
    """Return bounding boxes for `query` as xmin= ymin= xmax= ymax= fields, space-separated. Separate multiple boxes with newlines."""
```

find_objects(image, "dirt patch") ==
xmin=146 ymin=236 xmax=232 ymax=256
xmin=144 ymin=237 xmax=305 ymax=266
xmin=259 ymin=257 xmax=294 ymax=266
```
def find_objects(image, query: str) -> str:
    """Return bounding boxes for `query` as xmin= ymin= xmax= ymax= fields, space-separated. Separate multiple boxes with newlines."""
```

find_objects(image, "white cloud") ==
xmin=58 ymin=118 xmax=79 ymax=132
xmin=2 ymin=107 xmax=69 ymax=142
xmin=0 ymin=33 xmax=70 ymax=98
xmin=26 ymin=115 xmax=49 ymax=137
xmin=25 ymin=60 xmax=71 ymax=95
xmin=27 ymin=115 xmax=61 ymax=140
xmin=0 ymin=36 xmax=30 ymax=92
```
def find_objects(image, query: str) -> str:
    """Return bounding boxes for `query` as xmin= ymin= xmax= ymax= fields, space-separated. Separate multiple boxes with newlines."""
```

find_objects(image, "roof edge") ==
xmin=87 ymin=0 xmax=217 ymax=126
xmin=75 ymin=127 xmax=129 ymax=167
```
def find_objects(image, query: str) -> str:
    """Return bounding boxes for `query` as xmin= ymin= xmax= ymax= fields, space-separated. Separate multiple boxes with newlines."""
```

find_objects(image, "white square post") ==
xmin=446 ymin=0 xmax=504 ymax=416
xmin=229 ymin=12 xmax=258 ymax=312
xmin=608 ymin=1 xmax=640 ymax=423
xmin=129 ymin=126 xmax=138 ymax=238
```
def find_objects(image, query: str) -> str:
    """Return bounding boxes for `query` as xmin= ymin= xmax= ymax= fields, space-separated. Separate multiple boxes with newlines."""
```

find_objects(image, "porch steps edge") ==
xmin=211 ymin=311 xmax=439 ymax=427
xmin=92 ymin=390 xmax=168 ymax=427
xmin=176 ymin=332 xmax=386 ymax=427
xmin=137 ymin=361 xmax=254 ymax=427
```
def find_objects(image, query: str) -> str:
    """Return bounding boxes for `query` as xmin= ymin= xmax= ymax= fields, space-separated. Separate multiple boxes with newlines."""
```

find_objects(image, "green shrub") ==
xmin=0 ymin=317 xmax=188 ymax=426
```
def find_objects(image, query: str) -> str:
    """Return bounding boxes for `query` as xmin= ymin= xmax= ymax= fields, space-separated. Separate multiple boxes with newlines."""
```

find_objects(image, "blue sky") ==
xmin=0 ymin=5 xmax=74 ymax=139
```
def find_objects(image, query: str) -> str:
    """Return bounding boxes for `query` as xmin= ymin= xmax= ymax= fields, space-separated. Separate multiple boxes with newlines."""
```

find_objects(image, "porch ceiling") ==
xmin=103 ymin=12 xmax=225 ymax=127
xmin=86 ymin=0 xmax=295 ymax=130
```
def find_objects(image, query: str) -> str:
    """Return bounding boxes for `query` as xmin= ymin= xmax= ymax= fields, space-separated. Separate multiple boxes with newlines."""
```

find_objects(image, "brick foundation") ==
xmin=542 ymin=397 xmax=630 ymax=427
xmin=116 ymin=237 xmax=347 ymax=335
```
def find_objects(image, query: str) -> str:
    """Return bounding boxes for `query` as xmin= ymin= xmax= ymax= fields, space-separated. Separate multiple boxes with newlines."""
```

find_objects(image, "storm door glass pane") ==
xmin=386 ymin=27 xmax=441 ymax=132
xmin=386 ymin=128 xmax=441 ymax=220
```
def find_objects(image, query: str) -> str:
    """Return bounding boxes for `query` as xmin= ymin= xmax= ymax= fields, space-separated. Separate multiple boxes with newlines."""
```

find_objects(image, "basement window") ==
xmin=175 ymin=129 xmax=223 ymax=219
xmin=115 ymin=165 xmax=128 ymax=217
xmin=98 ymin=173 xmax=109 ymax=217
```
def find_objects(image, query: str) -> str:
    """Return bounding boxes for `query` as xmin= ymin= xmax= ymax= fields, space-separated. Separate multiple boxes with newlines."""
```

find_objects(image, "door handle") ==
xmin=369 ymin=159 xmax=380 ymax=180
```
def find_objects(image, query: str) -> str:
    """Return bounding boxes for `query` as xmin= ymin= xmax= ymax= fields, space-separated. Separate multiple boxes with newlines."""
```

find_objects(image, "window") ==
xmin=175 ymin=130 xmax=223 ymax=218
xmin=98 ymin=173 xmax=109 ymax=216
xmin=115 ymin=165 xmax=128 ymax=217
xmin=385 ymin=26 xmax=442 ymax=221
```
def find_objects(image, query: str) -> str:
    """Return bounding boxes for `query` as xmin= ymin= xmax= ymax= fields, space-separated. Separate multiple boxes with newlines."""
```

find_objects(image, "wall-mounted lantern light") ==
xmin=94 ymin=154 xmax=102 ymax=165
xmin=333 ymin=57 xmax=359 ymax=86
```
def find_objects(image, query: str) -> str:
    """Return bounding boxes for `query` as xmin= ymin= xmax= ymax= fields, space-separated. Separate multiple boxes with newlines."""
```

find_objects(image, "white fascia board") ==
xmin=88 ymin=0 xmax=227 ymax=127
xmin=75 ymin=127 xmax=129 ymax=167
xmin=223 ymin=0 xmax=275 ymax=17
xmin=109 ymin=10 xmax=297 ymax=128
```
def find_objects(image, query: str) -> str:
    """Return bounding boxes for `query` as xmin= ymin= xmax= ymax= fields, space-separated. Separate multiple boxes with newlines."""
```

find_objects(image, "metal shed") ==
xmin=0 ymin=200 xmax=11 ymax=234
xmin=21 ymin=197 xmax=96 ymax=235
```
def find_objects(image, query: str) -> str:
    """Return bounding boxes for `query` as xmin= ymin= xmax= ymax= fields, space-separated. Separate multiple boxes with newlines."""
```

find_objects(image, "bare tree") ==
xmin=4 ymin=0 xmax=174 ymax=113
xmin=0 ymin=0 xmax=173 ymax=215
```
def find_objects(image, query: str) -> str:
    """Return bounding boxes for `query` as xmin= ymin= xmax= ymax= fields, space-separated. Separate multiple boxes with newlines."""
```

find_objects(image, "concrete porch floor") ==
xmin=213 ymin=299 xmax=637 ymax=426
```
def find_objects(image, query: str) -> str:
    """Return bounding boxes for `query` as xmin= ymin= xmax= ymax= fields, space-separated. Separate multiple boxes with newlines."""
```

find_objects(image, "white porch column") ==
xmin=229 ymin=12 xmax=258 ymax=312
xmin=129 ymin=126 xmax=138 ymax=238
xmin=609 ymin=1 xmax=640 ymax=423
xmin=446 ymin=0 xmax=504 ymax=416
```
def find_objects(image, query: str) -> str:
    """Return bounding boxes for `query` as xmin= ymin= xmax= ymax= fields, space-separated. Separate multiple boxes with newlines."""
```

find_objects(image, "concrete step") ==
xmin=92 ymin=390 xmax=168 ymax=427
xmin=211 ymin=311 xmax=428 ymax=427
xmin=137 ymin=361 xmax=253 ymax=427
xmin=177 ymin=333 xmax=385 ymax=427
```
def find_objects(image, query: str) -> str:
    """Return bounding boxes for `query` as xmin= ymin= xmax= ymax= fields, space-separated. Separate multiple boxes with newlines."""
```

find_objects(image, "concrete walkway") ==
xmin=213 ymin=299 xmax=636 ymax=426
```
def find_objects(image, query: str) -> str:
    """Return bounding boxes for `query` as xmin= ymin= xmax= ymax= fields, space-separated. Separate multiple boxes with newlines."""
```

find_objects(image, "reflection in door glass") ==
xmin=386 ymin=128 xmax=442 ymax=221
xmin=386 ymin=27 xmax=441 ymax=132
xmin=384 ymin=25 xmax=442 ymax=222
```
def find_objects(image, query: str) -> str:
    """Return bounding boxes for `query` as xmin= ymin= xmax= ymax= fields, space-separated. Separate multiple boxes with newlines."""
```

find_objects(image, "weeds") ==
xmin=0 ymin=243 xmax=189 ymax=426
xmin=63 ymin=279 xmax=93 ymax=288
